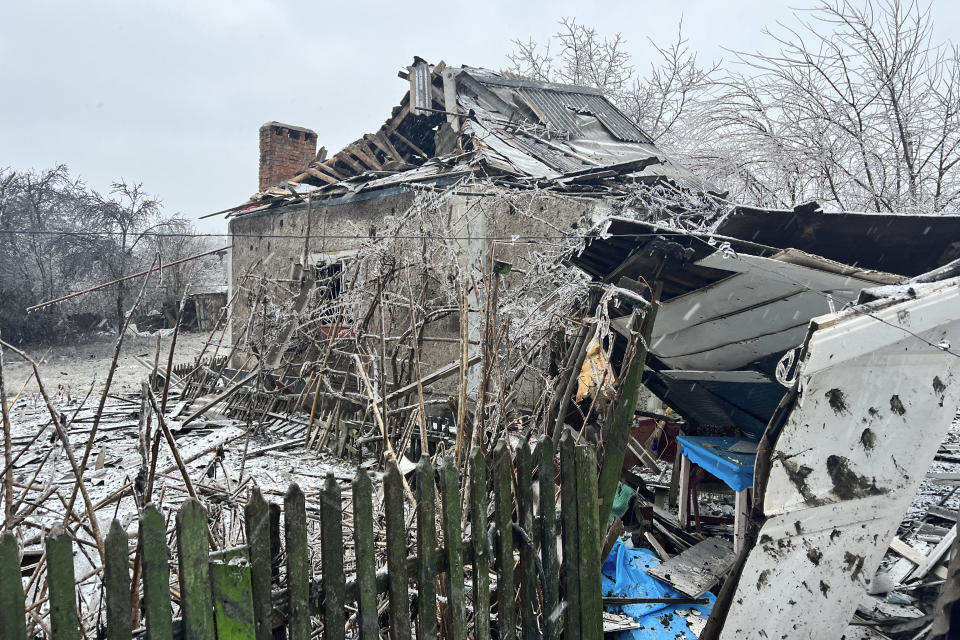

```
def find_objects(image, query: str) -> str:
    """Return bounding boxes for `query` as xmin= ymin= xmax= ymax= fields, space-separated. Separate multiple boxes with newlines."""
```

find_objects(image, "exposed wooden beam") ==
xmin=307 ymin=168 xmax=338 ymax=185
xmin=391 ymin=130 xmax=429 ymax=160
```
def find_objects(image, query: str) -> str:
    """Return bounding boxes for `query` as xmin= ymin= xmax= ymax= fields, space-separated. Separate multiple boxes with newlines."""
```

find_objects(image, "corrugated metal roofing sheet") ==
xmin=514 ymin=87 xmax=651 ymax=144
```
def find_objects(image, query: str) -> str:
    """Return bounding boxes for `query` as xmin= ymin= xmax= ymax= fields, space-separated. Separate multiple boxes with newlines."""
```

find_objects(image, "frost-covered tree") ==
xmin=507 ymin=1 xmax=960 ymax=214
xmin=91 ymin=180 xmax=182 ymax=332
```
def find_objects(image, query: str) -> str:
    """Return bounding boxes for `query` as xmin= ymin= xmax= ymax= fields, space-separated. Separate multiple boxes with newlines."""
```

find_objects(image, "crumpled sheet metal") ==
xmin=719 ymin=278 xmax=960 ymax=639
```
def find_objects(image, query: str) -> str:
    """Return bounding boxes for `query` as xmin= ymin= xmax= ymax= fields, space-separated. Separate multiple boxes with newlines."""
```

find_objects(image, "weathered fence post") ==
xmin=177 ymin=498 xmax=215 ymax=639
xmin=416 ymin=455 xmax=438 ymax=640
xmin=321 ymin=473 xmax=346 ymax=640
xmin=441 ymin=456 xmax=466 ymax=640
xmin=352 ymin=470 xmax=379 ymax=640
xmin=141 ymin=504 xmax=174 ymax=640
xmin=284 ymin=483 xmax=311 ymax=640
xmin=385 ymin=464 xmax=412 ymax=640
xmin=575 ymin=445 xmax=602 ymax=640
xmin=104 ymin=519 xmax=132 ymax=640
xmin=559 ymin=432 xmax=580 ymax=640
xmin=0 ymin=530 xmax=27 ymax=640
xmin=538 ymin=437 xmax=560 ymax=640
xmin=469 ymin=448 xmax=490 ymax=640
xmin=245 ymin=487 xmax=273 ymax=640
xmin=46 ymin=525 xmax=79 ymax=640
xmin=516 ymin=440 xmax=539 ymax=639
xmin=493 ymin=440 xmax=516 ymax=640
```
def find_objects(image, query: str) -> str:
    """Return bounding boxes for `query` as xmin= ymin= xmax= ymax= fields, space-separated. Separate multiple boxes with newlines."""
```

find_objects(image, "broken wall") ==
xmin=228 ymin=180 xmax=602 ymax=412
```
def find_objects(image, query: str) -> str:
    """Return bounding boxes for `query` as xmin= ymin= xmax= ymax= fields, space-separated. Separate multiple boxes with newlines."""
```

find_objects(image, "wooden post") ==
xmin=575 ymin=446 xmax=602 ymax=640
xmin=321 ymin=474 xmax=346 ymax=640
xmin=269 ymin=502 xmax=282 ymax=584
xmin=734 ymin=489 xmax=750 ymax=554
xmin=352 ymin=471 xmax=379 ymax=640
xmin=0 ymin=531 xmax=27 ymax=640
xmin=559 ymin=432 xmax=580 ymax=640
xmin=46 ymin=526 xmax=79 ymax=640
xmin=441 ymin=457 xmax=466 ymax=640
xmin=177 ymin=499 xmax=215 ymax=640
xmin=538 ymin=437 xmax=560 ymax=640
xmin=385 ymin=465 xmax=412 ymax=640
xmin=597 ymin=303 xmax=656 ymax=527
xmin=104 ymin=519 xmax=132 ymax=640
xmin=678 ymin=455 xmax=691 ymax=531
xmin=516 ymin=441 xmax=538 ymax=639
xmin=493 ymin=440 xmax=515 ymax=640
xmin=245 ymin=487 xmax=273 ymax=640
xmin=469 ymin=448 xmax=490 ymax=640
xmin=284 ymin=484 xmax=311 ymax=640
xmin=416 ymin=455 xmax=438 ymax=640
xmin=141 ymin=504 xmax=174 ymax=640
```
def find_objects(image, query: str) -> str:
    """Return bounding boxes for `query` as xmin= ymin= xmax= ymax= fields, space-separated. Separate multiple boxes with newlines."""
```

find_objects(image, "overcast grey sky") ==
xmin=3 ymin=1 xmax=959 ymax=233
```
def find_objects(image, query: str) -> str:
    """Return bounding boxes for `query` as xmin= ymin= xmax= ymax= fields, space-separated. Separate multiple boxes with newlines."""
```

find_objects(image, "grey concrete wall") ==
xmin=227 ymin=180 xmax=604 ymax=413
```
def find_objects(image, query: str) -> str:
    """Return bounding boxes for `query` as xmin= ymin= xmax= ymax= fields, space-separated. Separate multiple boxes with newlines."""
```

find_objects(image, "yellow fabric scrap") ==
xmin=575 ymin=337 xmax=616 ymax=402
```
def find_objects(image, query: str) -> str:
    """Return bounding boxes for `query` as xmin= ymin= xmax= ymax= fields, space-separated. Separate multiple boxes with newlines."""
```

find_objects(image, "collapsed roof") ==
xmin=224 ymin=58 xmax=711 ymax=217
xmin=570 ymin=207 xmax=960 ymax=440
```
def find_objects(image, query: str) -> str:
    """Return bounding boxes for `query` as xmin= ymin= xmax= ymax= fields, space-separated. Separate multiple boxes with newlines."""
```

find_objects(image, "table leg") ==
xmin=678 ymin=455 xmax=691 ymax=530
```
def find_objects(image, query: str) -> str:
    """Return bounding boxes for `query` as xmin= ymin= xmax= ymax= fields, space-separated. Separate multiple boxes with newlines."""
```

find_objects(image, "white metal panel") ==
xmin=650 ymin=250 xmax=895 ymax=371
xmin=718 ymin=277 xmax=960 ymax=640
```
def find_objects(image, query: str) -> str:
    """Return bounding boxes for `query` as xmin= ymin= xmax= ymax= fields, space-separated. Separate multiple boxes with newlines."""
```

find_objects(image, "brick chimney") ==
xmin=258 ymin=122 xmax=317 ymax=191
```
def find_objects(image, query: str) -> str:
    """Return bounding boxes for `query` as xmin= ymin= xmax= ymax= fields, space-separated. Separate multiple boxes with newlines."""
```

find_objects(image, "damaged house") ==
xmin=213 ymin=58 xmax=960 ymax=638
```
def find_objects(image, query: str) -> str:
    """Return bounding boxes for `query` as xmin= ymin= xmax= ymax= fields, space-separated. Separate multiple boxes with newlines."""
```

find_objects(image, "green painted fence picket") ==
xmin=0 ymin=438 xmax=604 ymax=640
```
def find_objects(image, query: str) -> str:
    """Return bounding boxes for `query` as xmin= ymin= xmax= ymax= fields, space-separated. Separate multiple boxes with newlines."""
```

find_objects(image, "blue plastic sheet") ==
xmin=676 ymin=435 xmax=756 ymax=492
xmin=602 ymin=540 xmax=714 ymax=639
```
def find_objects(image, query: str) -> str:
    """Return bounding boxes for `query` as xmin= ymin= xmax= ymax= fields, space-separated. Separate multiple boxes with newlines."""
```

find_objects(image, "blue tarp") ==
xmin=676 ymin=436 xmax=756 ymax=492
xmin=602 ymin=540 xmax=714 ymax=639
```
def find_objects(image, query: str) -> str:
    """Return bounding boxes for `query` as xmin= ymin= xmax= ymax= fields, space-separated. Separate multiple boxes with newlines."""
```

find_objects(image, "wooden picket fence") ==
xmin=0 ymin=434 xmax=603 ymax=640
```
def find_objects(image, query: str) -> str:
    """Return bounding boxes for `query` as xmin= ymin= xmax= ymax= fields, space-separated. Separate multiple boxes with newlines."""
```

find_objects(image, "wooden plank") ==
xmin=575 ymin=445 xmax=602 ymax=640
xmin=416 ymin=455 xmax=439 ymax=640
xmin=141 ymin=504 xmax=174 ymax=640
xmin=244 ymin=488 xmax=272 ymax=640
xmin=0 ymin=531 xmax=27 ymax=640
xmin=321 ymin=473 xmax=346 ymax=640
xmin=269 ymin=502 xmax=282 ymax=585
xmin=538 ymin=437 xmax=560 ymax=640
xmin=516 ymin=441 xmax=538 ymax=639
xmin=104 ymin=519 xmax=132 ymax=640
xmin=441 ymin=457 xmax=466 ymax=640
xmin=559 ymin=432 xmax=580 ymax=640
xmin=306 ymin=168 xmax=338 ymax=185
xmin=352 ymin=471 xmax=378 ymax=640
xmin=391 ymin=129 xmax=429 ymax=160
xmin=284 ymin=484 xmax=311 ymax=640
xmin=493 ymin=440 xmax=516 ymax=640
xmin=597 ymin=306 xmax=654 ymax=526
xmin=46 ymin=526 xmax=79 ymax=640
xmin=385 ymin=355 xmax=481 ymax=402
xmin=210 ymin=559 xmax=256 ymax=640
xmin=469 ymin=448 xmax=491 ymax=640
xmin=385 ymin=465 xmax=412 ymax=640
xmin=177 ymin=499 xmax=215 ymax=640
xmin=914 ymin=524 xmax=958 ymax=580
xmin=646 ymin=537 xmax=736 ymax=597
xmin=889 ymin=537 xmax=927 ymax=566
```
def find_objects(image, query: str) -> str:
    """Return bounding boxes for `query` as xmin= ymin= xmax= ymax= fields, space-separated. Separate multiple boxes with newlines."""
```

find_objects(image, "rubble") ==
xmin=5 ymin=56 xmax=960 ymax=640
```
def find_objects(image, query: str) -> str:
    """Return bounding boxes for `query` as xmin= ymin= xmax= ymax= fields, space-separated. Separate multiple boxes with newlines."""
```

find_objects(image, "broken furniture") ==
xmin=676 ymin=435 xmax=756 ymax=553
